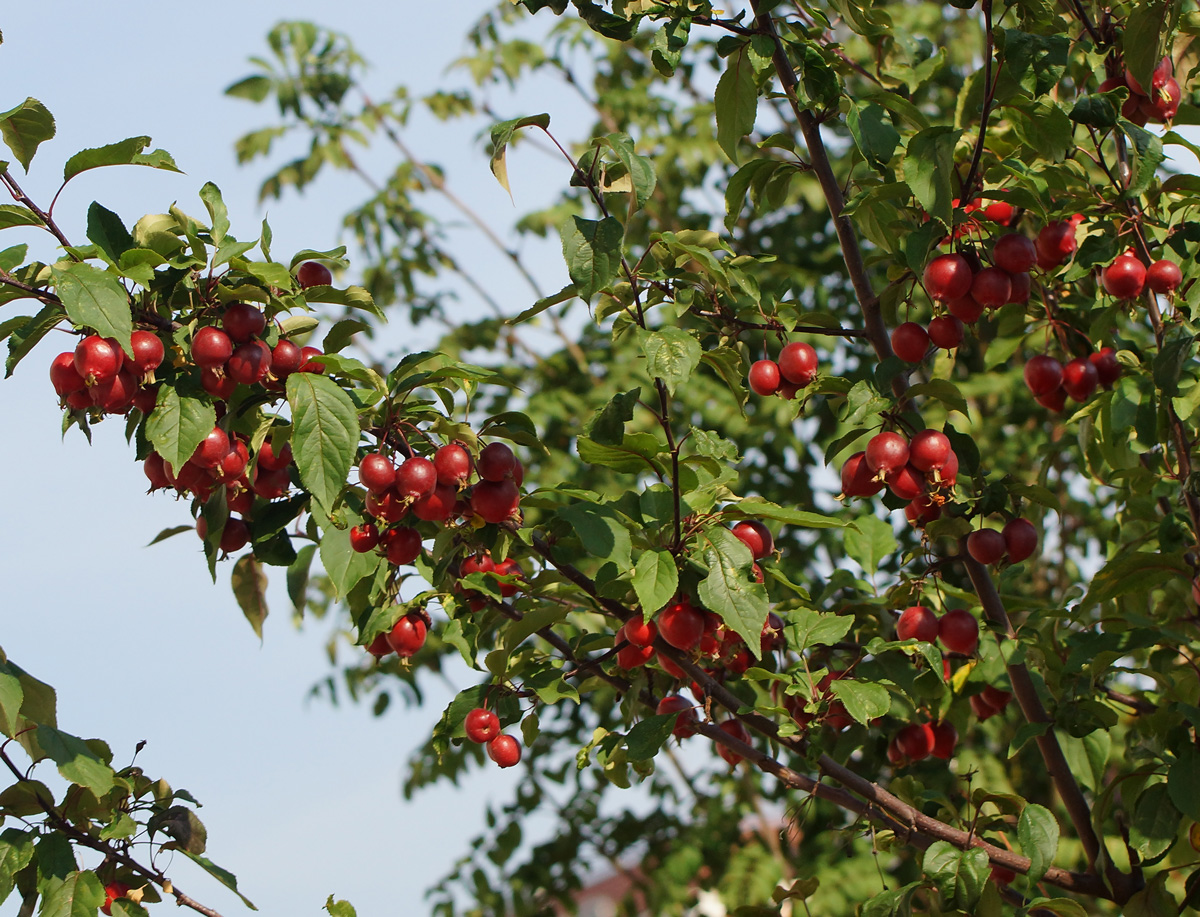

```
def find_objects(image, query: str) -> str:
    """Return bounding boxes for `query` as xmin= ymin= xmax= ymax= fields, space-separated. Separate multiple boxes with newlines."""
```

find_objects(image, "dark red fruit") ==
xmin=970 ymin=267 xmax=1012 ymax=309
xmin=658 ymin=600 xmax=706 ymax=651
xmin=478 ymin=442 xmax=517 ymax=482
xmin=271 ymin=339 xmax=303 ymax=377
xmin=132 ymin=385 xmax=158 ymax=415
xmin=252 ymin=464 xmax=291 ymax=500
xmin=90 ymin=367 xmax=137 ymax=413
xmin=616 ymin=639 xmax=656 ymax=669
xmin=1061 ymin=357 xmax=1099 ymax=402
xmin=383 ymin=526 xmax=422 ymax=565
xmin=993 ymin=233 xmax=1037 ymax=274
xmin=896 ymin=605 xmax=939 ymax=643
xmin=395 ymin=456 xmax=438 ymax=498
xmin=1023 ymin=354 xmax=1063 ymax=396
xmin=732 ymin=520 xmax=773 ymax=559
xmin=1007 ymin=271 xmax=1031 ymax=305
xmin=50 ymin=352 xmax=86 ymax=396
xmin=865 ymin=431 xmax=909 ymax=476
xmin=923 ymin=254 xmax=974 ymax=302
xmin=967 ymin=528 xmax=1007 ymax=564
xmin=1089 ymin=347 xmax=1121 ymax=387
xmin=624 ymin=617 xmax=658 ymax=648
xmin=1147 ymin=259 xmax=1182 ymax=294
xmin=191 ymin=326 xmax=233 ymax=370
xmin=349 ymin=523 xmax=380 ymax=553
xmin=366 ymin=633 xmax=392 ymax=657
xmin=983 ymin=200 xmax=1014 ymax=225
xmin=981 ymin=685 xmax=1013 ymax=710
xmin=938 ymin=608 xmax=980 ymax=655
xmin=930 ymin=721 xmax=958 ymax=759
xmin=201 ymin=367 xmax=237 ymax=400
xmin=297 ymin=261 xmax=333 ymax=289
xmin=891 ymin=322 xmax=929 ymax=363
xmin=219 ymin=517 xmax=250 ymax=553
xmin=299 ymin=346 xmax=325 ymax=372
xmin=412 ymin=483 xmax=457 ymax=522
xmin=129 ymin=330 xmax=165 ymax=375
xmin=894 ymin=723 xmax=934 ymax=762
xmin=1037 ymin=387 xmax=1068 ymax=412
xmin=434 ymin=444 xmax=472 ymax=486
xmin=192 ymin=426 xmax=231 ymax=468
xmin=1002 ymin=518 xmax=1038 ymax=563
xmin=927 ymin=314 xmax=964 ymax=350
xmin=970 ymin=693 xmax=1000 ymax=720
xmin=948 ymin=294 xmax=986 ymax=323
xmin=778 ymin=342 xmax=818 ymax=386
xmin=656 ymin=695 xmax=698 ymax=739
xmin=387 ymin=612 xmax=428 ymax=657
xmin=1145 ymin=77 xmax=1181 ymax=122
xmin=222 ymin=303 xmax=267 ymax=343
xmin=1036 ymin=219 xmax=1080 ymax=269
xmin=472 ymin=480 xmax=521 ymax=524
xmin=748 ymin=359 xmax=781 ymax=396
xmin=358 ymin=453 xmax=396 ymax=494
xmin=841 ymin=451 xmax=884 ymax=497
xmin=1126 ymin=56 xmax=1172 ymax=95
xmin=465 ymin=708 xmax=501 ymax=744
xmin=74 ymin=335 xmax=123 ymax=384
xmin=257 ymin=440 xmax=293 ymax=471
xmin=487 ymin=734 xmax=522 ymax=768
xmin=906 ymin=494 xmax=942 ymax=525
xmin=144 ymin=452 xmax=170 ymax=490
xmin=492 ymin=558 xmax=524 ymax=597
xmin=227 ymin=340 xmax=272 ymax=385
xmin=908 ymin=429 xmax=952 ymax=472
xmin=1102 ymin=254 xmax=1146 ymax=299
xmin=886 ymin=463 xmax=926 ymax=501
xmin=717 ymin=719 xmax=752 ymax=766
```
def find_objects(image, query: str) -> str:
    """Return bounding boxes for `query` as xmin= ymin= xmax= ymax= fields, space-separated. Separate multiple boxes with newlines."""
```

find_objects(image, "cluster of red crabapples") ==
xmin=1099 ymin=56 xmax=1181 ymax=126
xmin=463 ymin=707 xmax=523 ymax=769
xmin=840 ymin=428 xmax=957 ymax=525
xmin=746 ymin=341 xmax=818 ymax=399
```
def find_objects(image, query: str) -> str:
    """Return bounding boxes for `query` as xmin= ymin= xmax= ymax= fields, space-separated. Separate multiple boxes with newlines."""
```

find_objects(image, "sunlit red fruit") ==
xmin=624 ymin=617 xmax=658 ymax=648
xmin=891 ymin=322 xmax=929 ymax=363
xmin=1035 ymin=219 xmax=1080 ymax=269
xmin=129 ymin=330 xmax=165 ymax=375
xmin=1061 ymin=357 xmax=1099 ymax=402
xmin=272 ymin=339 xmax=303 ymax=377
xmin=907 ymin=429 xmax=952 ymax=472
xmin=778 ymin=341 xmax=818 ymax=385
xmin=191 ymin=326 xmax=233 ymax=369
xmin=1002 ymin=518 xmax=1038 ymax=563
xmin=717 ymin=719 xmax=752 ymax=766
xmin=222 ymin=303 xmax=267 ymax=342
xmin=896 ymin=605 xmax=938 ymax=643
xmin=297 ymin=260 xmax=333 ymax=289
xmin=1024 ymin=354 xmax=1063 ymax=396
xmin=841 ymin=451 xmax=884 ymax=497
xmin=731 ymin=520 xmax=773 ymax=559
xmin=349 ymin=523 xmax=380 ymax=553
xmin=472 ymin=479 xmax=521 ymax=524
xmin=359 ymin=453 xmax=396 ymax=493
xmin=478 ymin=442 xmax=517 ymax=481
xmin=657 ymin=695 xmax=699 ymax=739
xmin=748 ymin=359 xmax=781 ymax=396
xmin=227 ymin=340 xmax=273 ymax=385
xmin=938 ymin=608 xmax=979 ymax=655
xmin=465 ymin=708 xmax=502 ymax=744
xmin=487 ymin=733 xmax=522 ymax=768
xmin=434 ymin=444 xmax=472 ymax=486
xmin=74 ymin=335 xmax=123 ymax=385
xmin=967 ymin=528 xmax=1007 ymax=565
xmin=386 ymin=612 xmax=428 ymax=657
xmin=865 ymin=431 xmax=909 ymax=477
xmin=923 ymin=254 xmax=973 ymax=302
xmin=102 ymin=882 xmax=131 ymax=916
xmin=383 ymin=526 xmax=422 ymax=565
xmin=1102 ymin=254 xmax=1146 ymax=299
xmin=395 ymin=456 xmax=438 ymax=498
xmin=658 ymin=599 xmax=706 ymax=652
xmin=412 ymin=482 xmax=458 ymax=522
xmin=1147 ymin=259 xmax=1182 ymax=294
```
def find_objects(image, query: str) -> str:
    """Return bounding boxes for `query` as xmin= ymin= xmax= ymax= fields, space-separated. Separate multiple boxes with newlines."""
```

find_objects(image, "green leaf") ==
xmin=557 ymin=503 xmax=633 ymax=569
xmin=560 ymin=215 xmax=623 ymax=301
xmin=199 ymin=182 xmax=230 ymax=246
xmin=507 ymin=283 xmax=576 ymax=325
xmin=488 ymin=113 xmax=550 ymax=199
xmin=600 ymin=133 xmax=657 ymax=211
xmin=789 ymin=608 xmax=853 ymax=651
xmin=1080 ymin=550 xmax=1189 ymax=607
xmin=586 ymin=388 xmax=641 ymax=445
xmin=148 ymin=805 xmax=207 ymax=854
xmin=905 ymin=379 xmax=969 ymax=416
xmin=0 ymin=666 xmax=22 ymax=738
xmin=231 ymin=555 xmax=269 ymax=639
xmin=0 ymin=97 xmax=54 ymax=171
xmin=0 ymin=204 xmax=43 ymax=229
xmin=1123 ymin=0 xmax=1168 ymax=102
xmin=5 ymin=303 xmax=65 ymax=378
xmin=843 ymin=514 xmax=897 ymax=574
xmin=632 ymin=550 xmax=678 ymax=616
xmin=325 ymin=897 xmax=357 ymax=917
xmin=699 ymin=347 xmax=748 ymax=414
xmin=145 ymin=388 xmax=215 ymax=474
xmin=34 ymin=726 xmax=114 ymax=796
xmin=733 ymin=500 xmax=845 ymax=529
xmin=38 ymin=870 xmax=105 ymax=917
xmin=286 ymin=373 xmax=360 ymax=513
xmin=829 ymin=680 xmax=890 ymax=725
xmin=178 ymin=850 xmax=258 ymax=910
xmin=1130 ymin=783 xmax=1180 ymax=860
xmin=625 ymin=713 xmax=677 ymax=760
xmin=922 ymin=841 xmax=989 ymax=911
xmin=51 ymin=262 xmax=132 ymax=351
xmin=847 ymin=102 xmax=900 ymax=170
xmin=576 ymin=433 xmax=666 ymax=475
xmin=1017 ymin=803 xmax=1059 ymax=885
xmin=715 ymin=43 xmax=758 ymax=162
xmin=860 ymin=882 xmax=921 ymax=917
xmin=287 ymin=544 xmax=317 ymax=612
xmin=696 ymin=526 xmax=768 ymax=657
xmin=1120 ymin=120 xmax=1166 ymax=199
xmin=1000 ymin=30 xmax=1069 ymax=97
xmin=86 ymin=203 xmax=134 ymax=265
xmin=1168 ymin=744 xmax=1200 ymax=820
xmin=903 ymin=127 xmax=962 ymax=226
xmin=0 ymin=828 xmax=34 ymax=906
xmin=62 ymin=136 xmax=180 ymax=183
xmin=642 ymin=327 xmax=701 ymax=392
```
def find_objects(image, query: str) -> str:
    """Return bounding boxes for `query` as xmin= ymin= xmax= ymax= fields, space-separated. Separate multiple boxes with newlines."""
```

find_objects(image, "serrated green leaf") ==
xmin=1018 ymin=803 xmax=1059 ymax=885
xmin=62 ymin=136 xmax=180 ymax=183
xmin=38 ymin=870 xmax=105 ymax=917
xmin=789 ymin=608 xmax=853 ymax=650
xmin=507 ymin=283 xmax=576 ymax=325
xmin=734 ymin=500 xmax=845 ymax=529
xmin=0 ymin=97 xmax=54 ymax=171
xmin=231 ymin=555 xmax=269 ymax=639
xmin=625 ymin=713 xmax=678 ymax=760
xmin=560 ymin=215 xmax=623 ymax=301
xmin=696 ymin=526 xmax=767 ymax=658
xmin=286 ymin=373 xmax=359 ymax=513
xmin=1168 ymin=745 xmax=1200 ymax=820
xmin=324 ymin=897 xmax=357 ymax=917
xmin=843 ymin=514 xmax=897 ymax=574
xmin=922 ymin=841 xmax=989 ymax=911
xmin=145 ymin=388 xmax=215 ymax=474
xmin=35 ymin=726 xmax=114 ymax=796
xmin=904 ymin=127 xmax=962 ymax=226
xmin=576 ymin=433 xmax=666 ymax=475
xmin=488 ymin=113 xmax=550 ymax=199
xmin=829 ymin=680 xmax=890 ymax=725
xmin=848 ymin=102 xmax=900 ymax=170
xmin=642 ymin=327 xmax=701 ymax=392
xmin=0 ymin=204 xmax=42 ymax=229
xmin=558 ymin=503 xmax=632 ymax=569
xmin=52 ymin=262 xmax=132 ymax=351
xmin=199 ymin=182 xmax=230 ymax=247
xmin=0 ymin=828 xmax=34 ymax=906
xmin=715 ymin=44 xmax=757 ymax=162
xmin=5 ymin=303 xmax=64 ymax=378
xmin=632 ymin=550 xmax=678 ymax=616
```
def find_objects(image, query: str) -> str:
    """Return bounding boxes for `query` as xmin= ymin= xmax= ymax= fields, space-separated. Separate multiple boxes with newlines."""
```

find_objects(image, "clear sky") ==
xmin=0 ymin=3 xmax=581 ymax=915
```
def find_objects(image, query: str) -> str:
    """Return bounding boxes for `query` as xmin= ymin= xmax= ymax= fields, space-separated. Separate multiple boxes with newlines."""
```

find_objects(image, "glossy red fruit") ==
xmin=657 ymin=695 xmax=699 ymax=739
xmin=1102 ymin=254 xmax=1147 ymax=299
xmin=129 ymin=330 xmax=165 ymax=375
xmin=896 ymin=605 xmax=939 ymax=643
xmin=658 ymin=600 xmax=706 ymax=651
xmin=616 ymin=638 xmax=656 ymax=669
xmin=220 ymin=517 xmax=250 ymax=553
xmin=1024 ymin=354 xmax=1064 ymax=396
xmin=938 ymin=608 xmax=980 ymax=655
xmin=176 ymin=460 xmax=214 ymax=498
xmin=472 ymin=479 xmax=521 ymax=524
xmin=1061 ymin=357 xmax=1099 ymax=402
xmin=299 ymin=346 xmax=325 ymax=372
xmin=1089 ymin=347 xmax=1121 ymax=387
xmin=297 ymin=260 xmax=333 ymax=289
xmin=1002 ymin=518 xmax=1038 ymax=563
xmin=948 ymin=293 xmax=986 ymax=323
xmin=748 ymin=359 xmax=781 ymax=396
xmin=1126 ymin=56 xmax=1172 ymax=95
xmin=891 ymin=322 xmax=929 ymax=363
xmin=983 ymin=200 xmax=1014 ymax=225
xmin=366 ymin=633 xmax=392 ymax=658
xmin=929 ymin=446 xmax=958 ymax=487
xmin=478 ymin=442 xmax=517 ymax=481
xmin=434 ymin=444 xmax=472 ymax=487
xmin=908 ymin=429 xmax=952 ymax=472
xmin=865 ymin=431 xmax=909 ymax=476
xmin=74 ymin=335 xmax=123 ymax=384
xmin=981 ymin=685 xmax=1013 ymax=710
xmin=970 ymin=267 xmax=1012 ymax=309
xmin=222 ymin=303 xmax=267 ymax=343
xmin=970 ymin=693 xmax=1001 ymax=721
xmin=732 ymin=520 xmax=773 ymax=559
xmin=1037 ymin=387 xmax=1068 ymax=412
xmin=192 ymin=426 xmax=231 ymax=468
xmin=967 ymin=528 xmax=1007 ymax=565
xmin=252 ymin=464 xmax=291 ymax=500
xmin=930 ymin=721 xmax=958 ymax=759
xmin=271 ymin=339 xmax=303 ymax=377
xmin=927 ymin=314 xmax=964 ymax=349
xmin=841 ymin=451 xmax=884 ymax=497
xmin=492 ymin=558 xmax=524 ymax=597
xmin=412 ymin=483 xmax=457 ymax=522
xmin=624 ymin=617 xmax=658 ymax=648
xmin=90 ymin=367 xmax=138 ymax=413
xmin=364 ymin=489 xmax=406 ymax=523
xmin=778 ymin=342 xmax=818 ymax=386
xmin=144 ymin=452 xmax=171 ymax=491
xmin=349 ymin=523 xmax=380 ymax=553
xmin=465 ymin=708 xmax=501 ymax=744
xmin=1145 ymin=77 xmax=1181 ymax=122
xmin=227 ymin=481 xmax=254 ymax=515
xmin=227 ymin=340 xmax=272 ymax=385
xmin=191 ymin=326 xmax=233 ymax=369
xmin=1147 ymin=259 xmax=1183 ymax=294
xmin=1036 ymin=220 xmax=1080 ymax=269
xmin=886 ymin=463 xmax=926 ymax=501
xmin=200 ymin=366 xmax=237 ymax=400
xmin=383 ymin=526 xmax=422 ymax=565
xmin=257 ymin=440 xmax=293 ymax=471
xmin=132 ymin=385 xmax=158 ymax=416
xmin=717 ymin=719 xmax=752 ymax=766
xmin=993 ymin=233 xmax=1037 ymax=274
xmin=387 ymin=613 xmax=428 ymax=657
xmin=395 ymin=456 xmax=438 ymax=498
xmin=895 ymin=723 xmax=935 ymax=762
xmin=359 ymin=453 xmax=396 ymax=493
xmin=906 ymin=494 xmax=942 ymax=525
xmin=487 ymin=733 xmax=522 ymax=768
xmin=923 ymin=254 xmax=974 ymax=302
xmin=102 ymin=881 xmax=131 ymax=916
xmin=460 ymin=553 xmax=496 ymax=580
xmin=1007 ymin=271 xmax=1031 ymax=305
xmin=50 ymin=351 xmax=86 ymax=396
